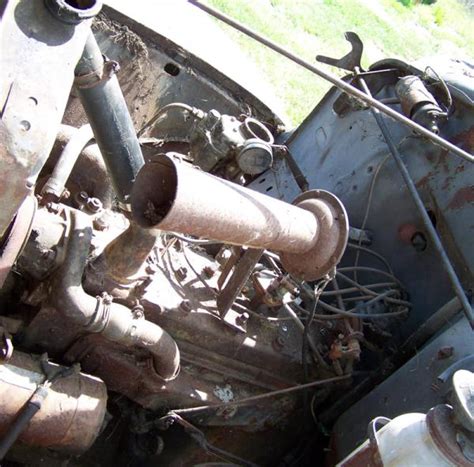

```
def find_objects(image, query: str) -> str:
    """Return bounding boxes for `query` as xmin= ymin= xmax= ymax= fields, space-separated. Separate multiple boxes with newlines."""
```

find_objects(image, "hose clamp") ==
xmin=87 ymin=292 xmax=112 ymax=333
xmin=75 ymin=58 xmax=120 ymax=89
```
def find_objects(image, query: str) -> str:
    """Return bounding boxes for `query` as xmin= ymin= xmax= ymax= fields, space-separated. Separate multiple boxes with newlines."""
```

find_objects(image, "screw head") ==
xmin=179 ymin=300 xmax=192 ymax=313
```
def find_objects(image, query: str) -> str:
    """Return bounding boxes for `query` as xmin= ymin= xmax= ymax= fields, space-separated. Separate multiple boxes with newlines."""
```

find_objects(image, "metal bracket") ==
xmin=217 ymin=248 xmax=263 ymax=332
xmin=316 ymin=32 xmax=364 ymax=72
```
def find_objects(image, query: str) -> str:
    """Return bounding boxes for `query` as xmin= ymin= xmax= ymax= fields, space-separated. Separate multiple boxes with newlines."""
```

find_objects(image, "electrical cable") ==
xmin=337 ymin=268 xmax=404 ymax=289
xmin=347 ymin=243 xmax=393 ymax=274
xmin=353 ymin=154 xmax=390 ymax=281
xmin=137 ymin=102 xmax=195 ymax=137
xmin=181 ymin=243 xmax=218 ymax=298
xmin=321 ymin=282 xmax=397 ymax=296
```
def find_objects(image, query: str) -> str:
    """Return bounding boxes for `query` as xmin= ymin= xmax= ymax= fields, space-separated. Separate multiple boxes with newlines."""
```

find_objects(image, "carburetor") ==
xmin=189 ymin=109 xmax=275 ymax=176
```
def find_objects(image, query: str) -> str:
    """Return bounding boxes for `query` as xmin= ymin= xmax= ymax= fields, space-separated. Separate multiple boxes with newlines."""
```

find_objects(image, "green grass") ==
xmin=206 ymin=0 xmax=474 ymax=125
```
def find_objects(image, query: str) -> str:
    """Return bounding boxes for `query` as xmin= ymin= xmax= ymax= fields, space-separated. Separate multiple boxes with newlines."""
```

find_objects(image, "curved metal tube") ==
xmin=52 ymin=209 xmax=179 ymax=381
xmin=41 ymin=124 xmax=94 ymax=201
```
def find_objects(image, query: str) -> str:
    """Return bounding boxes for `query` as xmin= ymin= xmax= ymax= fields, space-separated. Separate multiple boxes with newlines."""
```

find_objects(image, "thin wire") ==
xmin=354 ymin=154 xmax=390 ymax=281
xmin=347 ymin=243 xmax=393 ymax=274
xmin=302 ymin=275 xmax=333 ymax=386
xmin=282 ymin=302 xmax=329 ymax=368
xmin=338 ymin=267 xmax=404 ymax=288
xmin=172 ymin=233 xmax=223 ymax=246
xmin=170 ymin=414 xmax=258 ymax=466
xmin=170 ymin=374 xmax=351 ymax=415
xmin=181 ymin=243 xmax=218 ymax=297
xmin=321 ymin=282 xmax=397 ymax=296
xmin=336 ymin=272 xmax=410 ymax=307
xmin=424 ymin=66 xmax=452 ymax=114
xmin=138 ymin=102 xmax=194 ymax=137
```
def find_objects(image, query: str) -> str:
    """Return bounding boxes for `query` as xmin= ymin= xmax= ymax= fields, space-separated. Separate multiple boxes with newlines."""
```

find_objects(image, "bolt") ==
xmin=411 ymin=232 xmax=427 ymax=252
xmin=145 ymin=263 xmax=158 ymax=274
xmin=176 ymin=267 xmax=187 ymax=281
xmin=100 ymin=292 xmax=113 ymax=305
xmin=86 ymin=197 xmax=102 ymax=213
xmin=45 ymin=202 xmax=60 ymax=214
xmin=437 ymin=346 xmax=454 ymax=360
xmin=132 ymin=304 xmax=145 ymax=319
xmin=202 ymin=266 xmax=215 ymax=279
xmin=40 ymin=248 xmax=56 ymax=262
xmin=235 ymin=312 xmax=249 ymax=326
xmin=75 ymin=191 xmax=89 ymax=205
xmin=93 ymin=217 xmax=108 ymax=231
xmin=273 ymin=335 xmax=285 ymax=350
xmin=179 ymin=300 xmax=192 ymax=312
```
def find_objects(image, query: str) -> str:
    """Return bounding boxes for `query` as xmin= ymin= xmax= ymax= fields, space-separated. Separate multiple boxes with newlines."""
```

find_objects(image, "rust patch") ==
xmin=452 ymin=126 xmax=474 ymax=152
xmin=416 ymin=171 xmax=434 ymax=189
xmin=447 ymin=186 xmax=474 ymax=210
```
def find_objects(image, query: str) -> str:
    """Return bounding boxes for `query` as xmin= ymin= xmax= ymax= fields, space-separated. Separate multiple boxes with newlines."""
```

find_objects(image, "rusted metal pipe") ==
xmin=50 ymin=208 xmax=180 ymax=381
xmin=131 ymin=155 xmax=348 ymax=280
xmin=0 ymin=351 xmax=107 ymax=455
xmin=89 ymin=222 xmax=157 ymax=286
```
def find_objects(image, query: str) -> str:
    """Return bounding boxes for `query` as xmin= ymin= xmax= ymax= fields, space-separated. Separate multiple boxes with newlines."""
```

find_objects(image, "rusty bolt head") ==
xmin=437 ymin=346 xmax=454 ymax=360
xmin=46 ymin=202 xmax=61 ymax=214
xmin=202 ymin=266 xmax=215 ymax=279
xmin=179 ymin=300 xmax=192 ymax=313
xmin=100 ymin=292 xmax=113 ymax=305
xmin=40 ymin=248 xmax=56 ymax=262
xmin=273 ymin=335 xmax=285 ymax=350
xmin=87 ymin=197 xmax=102 ymax=213
xmin=75 ymin=191 xmax=89 ymax=205
xmin=145 ymin=263 xmax=158 ymax=275
xmin=176 ymin=267 xmax=187 ymax=281
xmin=236 ymin=312 xmax=250 ymax=326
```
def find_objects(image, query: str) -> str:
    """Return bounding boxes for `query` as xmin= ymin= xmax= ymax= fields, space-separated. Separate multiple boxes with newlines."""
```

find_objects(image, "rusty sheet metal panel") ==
xmin=0 ymin=351 xmax=107 ymax=453
xmin=0 ymin=0 xmax=96 ymax=235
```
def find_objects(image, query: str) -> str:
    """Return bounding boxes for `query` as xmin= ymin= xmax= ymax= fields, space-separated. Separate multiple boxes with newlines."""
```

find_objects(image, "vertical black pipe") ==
xmin=74 ymin=33 xmax=144 ymax=204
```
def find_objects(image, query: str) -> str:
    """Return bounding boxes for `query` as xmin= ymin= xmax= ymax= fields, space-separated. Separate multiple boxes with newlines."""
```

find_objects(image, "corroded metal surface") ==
xmin=427 ymin=405 xmax=474 ymax=467
xmin=0 ymin=0 xmax=95 ymax=235
xmin=131 ymin=154 xmax=348 ymax=280
xmin=0 ymin=351 xmax=107 ymax=452
xmin=0 ymin=195 xmax=36 ymax=287
xmin=131 ymin=154 xmax=318 ymax=253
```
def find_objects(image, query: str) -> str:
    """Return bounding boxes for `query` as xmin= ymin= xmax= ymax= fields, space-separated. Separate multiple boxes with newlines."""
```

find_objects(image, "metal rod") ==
xmin=188 ymin=0 xmax=473 ymax=164
xmin=171 ymin=374 xmax=350 ymax=414
xmin=355 ymin=70 xmax=474 ymax=329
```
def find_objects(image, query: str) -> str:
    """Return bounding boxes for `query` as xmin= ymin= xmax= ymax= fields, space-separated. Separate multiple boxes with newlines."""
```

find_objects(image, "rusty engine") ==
xmin=0 ymin=1 xmax=473 ymax=466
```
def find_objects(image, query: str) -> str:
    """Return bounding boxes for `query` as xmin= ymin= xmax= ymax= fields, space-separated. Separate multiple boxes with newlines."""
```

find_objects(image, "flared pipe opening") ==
xmin=131 ymin=155 xmax=178 ymax=228
xmin=45 ymin=0 xmax=102 ymax=24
